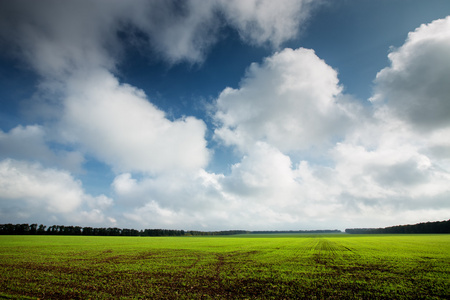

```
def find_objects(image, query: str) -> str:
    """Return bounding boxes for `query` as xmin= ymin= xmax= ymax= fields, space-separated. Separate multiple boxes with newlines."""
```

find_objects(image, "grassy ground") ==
xmin=0 ymin=234 xmax=449 ymax=299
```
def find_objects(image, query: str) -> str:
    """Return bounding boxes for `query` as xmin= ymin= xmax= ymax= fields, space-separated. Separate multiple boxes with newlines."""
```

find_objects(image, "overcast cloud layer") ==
xmin=0 ymin=1 xmax=449 ymax=230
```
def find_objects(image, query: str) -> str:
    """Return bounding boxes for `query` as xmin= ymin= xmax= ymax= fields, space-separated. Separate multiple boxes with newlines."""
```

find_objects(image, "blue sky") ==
xmin=1 ymin=0 xmax=450 ymax=230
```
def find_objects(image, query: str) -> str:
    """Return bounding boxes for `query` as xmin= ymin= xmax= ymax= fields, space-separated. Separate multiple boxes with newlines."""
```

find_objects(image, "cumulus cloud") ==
xmin=221 ymin=142 xmax=298 ymax=200
xmin=371 ymin=16 xmax=450 ymax=131
xmin=0 ymin=159 xmax=113 ymax=225
xmin=357 ymin=16 xmax=450 ymax=203
xmin=331 ymin=142 xmax=450 ymax=201
xmin=218 ymin=0 xmax=316 ymax=47
xmin=327 ymin=16 xmax=450 ymax=225
xmin=214 ymin=47 xmax=361 ymax=152
xmin=325 ymin=141 xmax=450 ymax=228
xmin=109 ymin=143 xmax=344 ymax=230
xmin=57 ymin=70 xmax=209 ymax=174
xmin=105 ymin=126 xmax=450 ymax=230
xmin=125 ymin=0 xmax=220 ymax=64
xmin=0 ymin=125 xmax=84 ymax=172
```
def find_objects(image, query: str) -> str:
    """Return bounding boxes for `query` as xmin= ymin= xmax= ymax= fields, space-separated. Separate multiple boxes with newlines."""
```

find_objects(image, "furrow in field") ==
xmin=311 ymin=238 xmax=359 ymax=267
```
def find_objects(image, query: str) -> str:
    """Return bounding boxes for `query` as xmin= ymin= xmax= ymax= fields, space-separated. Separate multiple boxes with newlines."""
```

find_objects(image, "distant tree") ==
xmin=47 ymin=225 xmax=56 ymax=234
xmin=29 ymin=224 xmax=38 ymax=234
xmin=37 ymin=224 xmax=47 ymax=234
xmin=16 ymin=224 xmax=30 ymax=234
xmin=82 ymin=227 xmax=93 ymax=235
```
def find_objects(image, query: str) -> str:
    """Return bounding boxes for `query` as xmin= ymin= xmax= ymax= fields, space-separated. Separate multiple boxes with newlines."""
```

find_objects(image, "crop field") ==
xmin=0 ymin=234 xmax=449 ymax=299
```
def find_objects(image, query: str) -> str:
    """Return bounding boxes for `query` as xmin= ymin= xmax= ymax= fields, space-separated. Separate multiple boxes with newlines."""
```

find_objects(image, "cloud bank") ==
xmin=116 ymin=16 xmax=450 ymax=230
xmin=115 ymin=15 xmax=450 ymax=229
xmin=0 ymin=159 xmax=113 ymax=225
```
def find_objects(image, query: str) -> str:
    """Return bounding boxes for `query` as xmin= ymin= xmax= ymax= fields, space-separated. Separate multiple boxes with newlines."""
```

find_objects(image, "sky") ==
xmin=0 ymin=0 xmax=450 ymax=231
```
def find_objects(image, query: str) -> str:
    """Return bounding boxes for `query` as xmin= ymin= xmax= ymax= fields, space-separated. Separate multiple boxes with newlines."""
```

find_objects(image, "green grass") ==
xmin=0 ymin=234 xmax=449 ymax=299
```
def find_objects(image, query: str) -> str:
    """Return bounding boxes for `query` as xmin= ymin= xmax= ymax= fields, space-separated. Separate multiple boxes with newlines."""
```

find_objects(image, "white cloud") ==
xmin=58 ymin=69 xmax=210 ymax=174
xmin=218 ymin=0 xmax=316 ymax=47
xmin=107 ymin=129 xmax=450 ymax=230
xmin=127 ymin=0 xmax=220 ymax=64
xmin=221 ymin=142 xmax=298 ymax=201
xmin=425 ymin=127 xmax=450 ymax=163
xmin=325 ymin=16 xmax=450 ymax=226
xmin=0 ymin=159 xmax=113 ymax=225
xmin=0 ymin=125 xmax=84 ymax=172
xmin=331 ymin=142 xmax=450 ymax=201
xmin=111 ymin=143 xmax=346 ymax=230
xmin=113 ymin=170 xmax=227 ymax=213
xmin=371 ymin=16 xmax=450 ymax=131
xmin=364 ymin=16 xmax=450 ymax=205
xmin=214 ymin=47 xmax=360 ymax=153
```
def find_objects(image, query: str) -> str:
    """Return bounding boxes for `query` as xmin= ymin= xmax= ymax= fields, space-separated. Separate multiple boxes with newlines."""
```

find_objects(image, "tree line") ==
xmin=0 ymin=224 xmax=248 ymax=236
xmin=251 ymin=230 xmax=341 ymax=234
xmin=345 ymin=219 xmax=450 ymax=234
xmin=0 ymin=224 xmax=342 ymax=236
xmin=3 ymin=220 xmax=448 ymax=236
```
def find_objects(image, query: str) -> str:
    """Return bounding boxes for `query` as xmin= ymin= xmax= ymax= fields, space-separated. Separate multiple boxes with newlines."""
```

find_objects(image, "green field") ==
xmin=1 ymin=234 xmax=449 ymax=299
